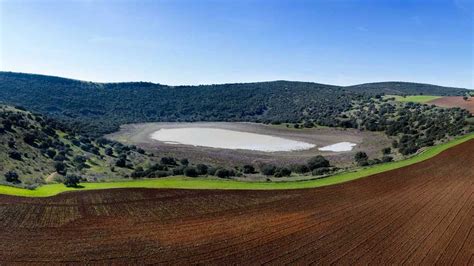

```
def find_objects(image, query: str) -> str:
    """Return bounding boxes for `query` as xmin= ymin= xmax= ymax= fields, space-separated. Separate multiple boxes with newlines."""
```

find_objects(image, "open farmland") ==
xmin=0 ymin=139 xmax=472 ymax=264
xmin=429 ymin=96 xmax=474 ymax=114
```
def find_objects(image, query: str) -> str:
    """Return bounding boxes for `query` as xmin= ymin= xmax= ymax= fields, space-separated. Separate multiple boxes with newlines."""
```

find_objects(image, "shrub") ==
xmin=8 ymin=150 xmax=22 ymax=160
xmin=291 ymin=164 xmax=310 ymax=174
xmin=63 ymin=174 xmax=81 ymax=187
xmin=354 ymin=152 xmax=369 ymax=166
xmin=196 ymin=164 xmax=208 ymax=175
xmin=184 ymin=167 xmax=198 ymax=177
xmin=274 ymin=167 xmax=291 ymax=177
xmin=312 ymin=167 xmax=331 ymax=176
xmin=307 ymin=155 xmax=330 ymax=170
xmin=115 ymin=158 xmax=127 ymax=168
xmin=172 ymin=166 xmax=185 ymax=175
xmin=215 ymin=168 xmax=230 ymax=178
xmin=260 ymin=164 xmax=276 ymax=176
xmin=382 ymin=156 xmax=393 ymax=163
xmin=180 ymin=158 xmax=189 ymax=166
xmin=4 ymin=171 xmax=20 ymax=183
xmin=54 ymin=161 xmax=67 ymax=175
xmin=104 ymin=147 xmax=113 ymax=156
xmin=161 ymin=157 xmax=177 ymax=165
xmin=243 ymin=164 xmax=255 ymax=174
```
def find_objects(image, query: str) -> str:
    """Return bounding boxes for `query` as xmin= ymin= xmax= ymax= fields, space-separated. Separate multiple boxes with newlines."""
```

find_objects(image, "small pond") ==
xmin=151 ymin=127 xmax=316 ymax=152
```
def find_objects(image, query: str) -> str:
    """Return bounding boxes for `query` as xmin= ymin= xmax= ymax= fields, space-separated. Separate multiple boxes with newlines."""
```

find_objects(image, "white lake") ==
xmin=318 ymin=142 xmax=357 ymax=152
xmin=150 ymin=127 xmax=316 ymax=152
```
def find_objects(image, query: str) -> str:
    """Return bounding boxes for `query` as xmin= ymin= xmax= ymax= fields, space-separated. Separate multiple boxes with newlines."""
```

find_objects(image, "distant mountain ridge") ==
xmin=0 ymin=71 xmax=470 ymax=136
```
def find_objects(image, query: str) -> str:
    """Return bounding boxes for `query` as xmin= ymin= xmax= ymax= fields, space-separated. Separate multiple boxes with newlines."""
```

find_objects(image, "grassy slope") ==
xmin=386 ymin=95 xmax=442 ymax=103
xmin=1 ymin=132 xmax=473 ymax=197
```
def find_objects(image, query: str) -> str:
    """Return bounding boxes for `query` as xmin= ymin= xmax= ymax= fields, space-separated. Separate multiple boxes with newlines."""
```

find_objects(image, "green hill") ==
xmin=0 ymin=105 xmax=160 ymax=188
xmin=0 ymin=72 xmax=469 ymax=136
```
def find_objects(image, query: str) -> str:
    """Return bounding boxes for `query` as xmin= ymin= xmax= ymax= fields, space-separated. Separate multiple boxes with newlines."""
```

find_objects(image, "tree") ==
xmin=4 ymin=171 xmax=20 ymax=183
xmin=196 ymin=164 xmax=208 ymax=175
xmin=63 ymin=174 xmax=81 ymax=187
xmin=54 ymin=161 xmax=67 ymax=175
xmin=382 ymin=147 xmax=391 ymax=155
xmin=115 ymin=158 xmax=127 ymax=167
xmin=307 ymin=155 xmax=330 ymax=170
xmin=180 ymin=158 xmax=189 ymax=166
xmin=355 ymin=152 xmax=369 ymax=166
xmin=46 ymin=148 xmax=57 ymax=158
xmin=274 ymin=167 xmax=291 ymax=177
xmin=104 ymin=147 xmax=113 ymax=156
xmin=292 ymin=164 xmax=310 ymax=174
xmin=8 ymin=150 xmax=22 ymax=160
xmin=260 ymin=164 xmax=276 ymax=176
xmin=243 ymin=164 xmax=255 ymax=174
xmin=215 ymin=168 xmax=230 ymax=178
xmin=184 ymin=167 xmax=198 ymax=177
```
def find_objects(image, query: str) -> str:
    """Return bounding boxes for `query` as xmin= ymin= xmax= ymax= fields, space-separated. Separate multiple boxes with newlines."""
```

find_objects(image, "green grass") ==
xmin=385 ymin=95 xmax=441 ymax=103
xmin=1 ymin=133 xmax=473 ymax=197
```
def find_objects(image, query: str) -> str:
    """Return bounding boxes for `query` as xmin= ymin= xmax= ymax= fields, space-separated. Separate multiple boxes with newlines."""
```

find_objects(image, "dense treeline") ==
xmin=0 ymin=72 xmax=469 ymax=136
xmin=333 ymin=97 xmax=473 ymax=155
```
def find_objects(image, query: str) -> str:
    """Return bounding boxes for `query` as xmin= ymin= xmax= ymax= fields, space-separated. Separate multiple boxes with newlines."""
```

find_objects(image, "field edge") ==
xmin=1 ymin=133 xmax=473 ymax=197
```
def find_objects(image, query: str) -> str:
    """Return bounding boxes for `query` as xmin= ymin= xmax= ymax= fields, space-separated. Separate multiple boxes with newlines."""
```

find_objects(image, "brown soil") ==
xmin=0 ymin=139 xmax=473 ymax=264
xmin=429 ymin=96 xmax=474 ymax=113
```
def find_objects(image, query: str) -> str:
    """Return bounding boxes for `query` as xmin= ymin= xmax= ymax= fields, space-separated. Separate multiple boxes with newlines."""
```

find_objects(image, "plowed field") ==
xmin=429 ymin=96 xmax=474 ymax=113
xmin=0 ymin=140 xmax=473 ymax=264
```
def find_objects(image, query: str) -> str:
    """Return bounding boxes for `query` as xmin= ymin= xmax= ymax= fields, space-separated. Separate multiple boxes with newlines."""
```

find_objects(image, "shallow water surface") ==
xmin=150 ymin=127 xmax=315 ymax=152
xmin=319 ymin=142 xmax=357 ymax=152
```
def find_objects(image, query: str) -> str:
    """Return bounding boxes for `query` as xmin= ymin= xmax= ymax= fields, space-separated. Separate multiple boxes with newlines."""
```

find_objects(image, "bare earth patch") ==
xmin=428 ymin=96 xmax=474 ymax=114
xmin=106 ymin=122 xmax=391 ymax=168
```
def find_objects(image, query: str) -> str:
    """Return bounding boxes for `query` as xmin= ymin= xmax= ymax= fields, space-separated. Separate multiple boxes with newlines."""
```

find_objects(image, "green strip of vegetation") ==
xmin=1 ymin=133 xmax=473 ymax=197
xmin=386 ymin=95 xmax=442 ymax=103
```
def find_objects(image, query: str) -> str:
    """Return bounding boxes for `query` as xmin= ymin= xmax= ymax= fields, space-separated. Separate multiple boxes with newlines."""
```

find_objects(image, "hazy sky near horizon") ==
xmin=1 ymin=0 xmax=472 ymax=88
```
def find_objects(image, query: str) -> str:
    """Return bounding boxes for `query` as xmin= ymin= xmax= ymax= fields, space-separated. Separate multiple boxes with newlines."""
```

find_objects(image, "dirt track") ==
xmin=429 ymin=96 xmax=474 ymax=113
xmin=0 ymin=140 xmax=473 ymax=264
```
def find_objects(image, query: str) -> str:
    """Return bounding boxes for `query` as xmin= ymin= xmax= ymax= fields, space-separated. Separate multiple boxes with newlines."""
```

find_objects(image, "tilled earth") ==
xmin=429 ymin=96 xmax=474 ymax=114
xmin=0 ymin=140 xmax=473 ymax=264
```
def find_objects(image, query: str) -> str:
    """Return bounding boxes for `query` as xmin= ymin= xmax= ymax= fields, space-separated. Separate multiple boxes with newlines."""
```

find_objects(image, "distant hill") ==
xmin=0 ymin=72 xmax=469 ymax=136
xmin=347 ymin=82 xmax=468 ymax=96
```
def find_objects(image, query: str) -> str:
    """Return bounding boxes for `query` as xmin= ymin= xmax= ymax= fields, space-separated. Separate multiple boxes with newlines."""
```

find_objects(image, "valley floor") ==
xmin=0 ymin=138 xmax=473 ymax=264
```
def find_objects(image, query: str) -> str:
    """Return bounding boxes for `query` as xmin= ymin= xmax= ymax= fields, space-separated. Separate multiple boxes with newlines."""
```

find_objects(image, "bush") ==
xmin=63 ymin=174 xmax=81 ymax=187
xmin=307 ymin=155 xmax=330 ymax=170
xmin=54 ymin=161 xmax=67 ymax=175
xmin=172 ymin=166 xmax=185 ymax=175
xmin=115 ymin=158 xmax=127 ymax=167
xmin=161 ymin=157 xmax=177 ymax=165
xmin=260 ymin=164 xmax=276 ymax=176
xmin=215 ymin=168 xmax=231 ymax=178
xmin=4 ymin=171 xmax=20 ymax=183
xmin=104 ymin=147 xmax=113 ymax=156
xmin=312 ymin=167 xmax=331 ymax=176
xmin=382 ymin=155 xmax=393 ymax=163
xmin=184 ymin=167 xmax=198 ymax=177
xmin=291 ymin=164 xmax=310 ymax=174
xmin=242 ymin=164 xmax=255 ymax=174
xmin=196 ymin=164 xmax=208 ymax=175
xmin=8 ymin=150 xmax=22 ymax=160
xmin=180 ymin=158 xmax=189 ymax=166
xmin=354 ymin=152 xmax=369 ymax=166
xmin=274 ymin=167 xmax=291 ymax=177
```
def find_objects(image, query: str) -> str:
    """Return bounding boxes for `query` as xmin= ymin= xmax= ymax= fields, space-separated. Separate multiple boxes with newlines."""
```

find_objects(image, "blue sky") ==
xmin=1 ymin=0 xmax=472 ymax=88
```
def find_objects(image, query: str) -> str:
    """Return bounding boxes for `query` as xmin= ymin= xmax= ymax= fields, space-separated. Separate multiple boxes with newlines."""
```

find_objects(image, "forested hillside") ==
xmin=0 ymin=72 xmax=469 ymax=136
